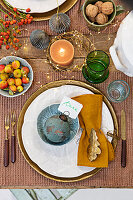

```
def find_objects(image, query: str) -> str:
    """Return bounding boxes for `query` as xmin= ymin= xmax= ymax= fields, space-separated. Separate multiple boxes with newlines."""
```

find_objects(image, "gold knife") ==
xmin=121 ymin=110 xmax=126 ymax=167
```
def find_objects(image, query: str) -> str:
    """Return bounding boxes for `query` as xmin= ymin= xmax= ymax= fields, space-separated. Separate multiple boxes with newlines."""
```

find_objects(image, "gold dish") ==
xmin=0 ymin=0 xmax=78 ymax=21
xmin=17 ymin=80 xmax=118 ymax=182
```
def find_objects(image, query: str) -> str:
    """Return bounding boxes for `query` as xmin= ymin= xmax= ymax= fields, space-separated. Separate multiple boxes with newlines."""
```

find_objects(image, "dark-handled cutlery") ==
xmin=121 ymin=109 xmax=126 ymax=168
xmin=11 ymin=111 xmax=16 ymax=163
xmin=4 ymin=115 xmax=10 ymax=167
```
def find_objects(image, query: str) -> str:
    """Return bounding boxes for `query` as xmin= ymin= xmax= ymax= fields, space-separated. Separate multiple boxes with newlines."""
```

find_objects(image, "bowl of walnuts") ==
xmin=83 ymin=0 xmax=124 ymax=31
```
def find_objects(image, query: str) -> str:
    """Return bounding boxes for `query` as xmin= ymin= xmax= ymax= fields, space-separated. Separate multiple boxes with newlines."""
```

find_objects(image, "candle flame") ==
xmin=59 ymin=48 xmax=65 ymax=56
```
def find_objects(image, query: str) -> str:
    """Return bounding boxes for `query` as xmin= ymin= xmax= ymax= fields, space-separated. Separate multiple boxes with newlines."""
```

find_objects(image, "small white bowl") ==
xmin=0 ymin=56 xmax=33 ymax=97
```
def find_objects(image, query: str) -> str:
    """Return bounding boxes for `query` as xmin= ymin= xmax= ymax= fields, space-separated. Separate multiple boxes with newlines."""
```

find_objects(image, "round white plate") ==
xmin=22 ymin=85 xmax=114 ymax=178
xmin=6 ymin=0 xmax=66 ymax=13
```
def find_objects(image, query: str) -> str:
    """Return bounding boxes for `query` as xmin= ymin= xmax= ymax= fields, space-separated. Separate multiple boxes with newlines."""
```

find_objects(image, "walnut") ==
xmin=96 ymin=13 xmax=108 ymax=25
xmin=102 ymin=2 xmax=114 ymax=15
xmin=86 ymin=4 xmax=99 ymax=18
xmin=88 ymin=16 xmax=96 ymax=23
xmin=95 ymin=1 xmax=103 ymax=13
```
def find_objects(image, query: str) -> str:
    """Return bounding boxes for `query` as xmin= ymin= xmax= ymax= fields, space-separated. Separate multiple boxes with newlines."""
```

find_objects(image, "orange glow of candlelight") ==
xmin=59 ymin=48 xmax=65 ymax=57
xmin=50 ymin=39 xmax=74 ymax=66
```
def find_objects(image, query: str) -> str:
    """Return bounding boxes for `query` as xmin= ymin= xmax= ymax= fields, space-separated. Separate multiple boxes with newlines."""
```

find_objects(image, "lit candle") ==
xmin=50 ymin=39 xmax=74 ymax=66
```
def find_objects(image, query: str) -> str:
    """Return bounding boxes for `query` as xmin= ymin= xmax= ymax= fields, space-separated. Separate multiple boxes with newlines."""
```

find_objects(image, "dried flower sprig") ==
xmin=0 ymin=0 xmax=33 ymax=50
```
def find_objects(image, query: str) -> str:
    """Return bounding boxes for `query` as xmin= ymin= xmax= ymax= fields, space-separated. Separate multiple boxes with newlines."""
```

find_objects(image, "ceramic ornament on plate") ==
xmin=110 ymin=11 xmax=133 ymax=77
xmin=5 ymin=0 xmax=66 ymax=13
xmin=37 ymin=104 xmax=79 ymax=145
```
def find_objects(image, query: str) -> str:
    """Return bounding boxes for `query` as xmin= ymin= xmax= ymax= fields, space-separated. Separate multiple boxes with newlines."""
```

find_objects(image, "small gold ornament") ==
xmin=87 ymin=128 xmax=101 ymax=162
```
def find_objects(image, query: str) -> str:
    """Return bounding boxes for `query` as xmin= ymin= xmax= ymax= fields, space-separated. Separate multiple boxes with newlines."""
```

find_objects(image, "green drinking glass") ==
xmin=82 ymin=50 xmax=110 ymax=84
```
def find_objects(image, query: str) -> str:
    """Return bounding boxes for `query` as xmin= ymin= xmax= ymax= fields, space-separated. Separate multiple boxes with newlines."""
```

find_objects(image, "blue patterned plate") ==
xmin=37 ymin=104 xmax=79 ymax=146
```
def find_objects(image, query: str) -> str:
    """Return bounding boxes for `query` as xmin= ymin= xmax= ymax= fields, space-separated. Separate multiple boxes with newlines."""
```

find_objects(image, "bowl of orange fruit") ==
xmin=0 ymin=56 xmax=33 ymax=97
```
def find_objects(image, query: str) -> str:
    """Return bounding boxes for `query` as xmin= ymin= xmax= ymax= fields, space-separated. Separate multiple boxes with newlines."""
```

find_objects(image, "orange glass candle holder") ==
xmin=50 ymin=39 xmax=74 ymax=66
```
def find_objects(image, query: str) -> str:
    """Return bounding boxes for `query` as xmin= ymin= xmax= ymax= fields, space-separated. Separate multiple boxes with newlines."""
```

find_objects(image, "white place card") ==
xmin=58 ymin=96 xmax=83 ymax=119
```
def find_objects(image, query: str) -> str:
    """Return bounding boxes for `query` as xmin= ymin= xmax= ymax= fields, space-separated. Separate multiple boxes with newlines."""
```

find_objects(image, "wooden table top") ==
xmin=0 ymin=33 xmax=116 ymax=73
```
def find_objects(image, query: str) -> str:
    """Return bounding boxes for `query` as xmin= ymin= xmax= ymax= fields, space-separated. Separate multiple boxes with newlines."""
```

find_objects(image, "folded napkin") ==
xmin=73 ymin=94 xmax=114 ymax=168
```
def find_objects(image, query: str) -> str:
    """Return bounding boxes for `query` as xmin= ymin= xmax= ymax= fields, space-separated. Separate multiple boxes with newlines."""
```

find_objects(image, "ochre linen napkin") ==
xmin=73 ymin=94 xmax=114 ymax=168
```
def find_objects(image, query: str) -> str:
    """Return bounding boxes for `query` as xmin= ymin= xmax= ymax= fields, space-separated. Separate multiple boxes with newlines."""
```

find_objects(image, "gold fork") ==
xmin=4 ymin=115 xmax=10 ymax=167
xmin=11 ymin=111 xmax=16 ymax=163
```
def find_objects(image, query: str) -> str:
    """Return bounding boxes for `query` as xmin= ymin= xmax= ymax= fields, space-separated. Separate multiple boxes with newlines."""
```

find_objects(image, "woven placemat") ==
xmin=0 ymin=70 xmax=132 ymax=188
xmin=0 ymin=0 xmax=127 ymax=37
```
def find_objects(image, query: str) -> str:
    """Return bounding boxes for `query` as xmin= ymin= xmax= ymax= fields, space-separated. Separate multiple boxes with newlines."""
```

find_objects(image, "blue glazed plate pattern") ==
xmin=0 ymin=56 xmax=33 ymax=97
xmin=37 ymin=104 xmax=79 ymax=146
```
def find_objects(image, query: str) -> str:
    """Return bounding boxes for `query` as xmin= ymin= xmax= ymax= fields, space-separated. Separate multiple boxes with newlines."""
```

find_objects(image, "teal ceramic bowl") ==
xmin=0 ymin=56 xmax=33 ymax=97
xmin=37 ymin=104 xmax=79 ymax=146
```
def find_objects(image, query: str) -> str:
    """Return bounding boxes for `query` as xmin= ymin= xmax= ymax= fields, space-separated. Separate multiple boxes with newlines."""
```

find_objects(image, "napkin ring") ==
xmin=107 ymin=129 xmax=120 ymax=140
xmin=99 ymin=128 xmax=120 ymax=140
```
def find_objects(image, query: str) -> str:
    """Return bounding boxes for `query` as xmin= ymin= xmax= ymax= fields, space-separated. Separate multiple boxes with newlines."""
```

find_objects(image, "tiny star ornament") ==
xmin=49 ymin=13 xmax=71 ymax=33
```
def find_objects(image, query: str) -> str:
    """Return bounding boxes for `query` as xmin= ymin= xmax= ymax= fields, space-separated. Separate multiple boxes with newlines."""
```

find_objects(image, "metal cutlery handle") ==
xmin=121 ymin=140 xmax=126 ymax=168
xmin=11 ymin=135 xmax=16 ymax=163
xmin=4 ymin=139 xmax=9 ymax=167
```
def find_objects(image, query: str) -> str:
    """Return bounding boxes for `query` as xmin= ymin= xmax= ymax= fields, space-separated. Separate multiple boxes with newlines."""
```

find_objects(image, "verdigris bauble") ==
xmin=44 ymin=115 xmax=70 ymax=143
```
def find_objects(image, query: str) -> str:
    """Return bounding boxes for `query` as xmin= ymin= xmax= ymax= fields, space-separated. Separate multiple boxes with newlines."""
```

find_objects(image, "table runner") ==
xmin=22 ymin=0 xmax=127 ymax=36
xmin=0 ymin=0 xmax=127 ymax=37
xmin=0 ymin=69 xmax=132 ymax=188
